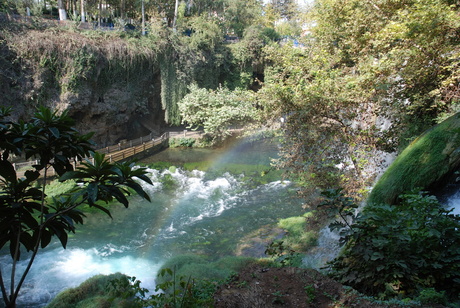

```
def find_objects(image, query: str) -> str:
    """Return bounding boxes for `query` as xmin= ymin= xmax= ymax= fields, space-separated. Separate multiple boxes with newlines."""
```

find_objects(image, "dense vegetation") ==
xmin=2 ymin=0 xmax=460 ymax=306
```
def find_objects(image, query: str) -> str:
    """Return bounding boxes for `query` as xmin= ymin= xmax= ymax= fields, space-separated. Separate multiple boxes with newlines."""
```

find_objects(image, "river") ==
xmin=0 ymin=137 xmax=306 ymax=307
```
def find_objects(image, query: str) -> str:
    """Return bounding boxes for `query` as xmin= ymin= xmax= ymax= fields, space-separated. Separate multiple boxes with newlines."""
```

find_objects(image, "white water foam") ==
xmin=0 ymin=247 xmax=162 ymax=307
xmin=1 ymin=167 xmax=300 ymax=307
xmin=302 ymin=227 xmax=341 ymax=269
xmin=445 ymin=190 xmax=460 ymax=215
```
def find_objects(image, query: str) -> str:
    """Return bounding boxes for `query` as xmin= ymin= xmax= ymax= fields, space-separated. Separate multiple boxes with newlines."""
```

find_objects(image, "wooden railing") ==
xmin=96 ymin=132 xmax=169 ymax=163
xmin=12 ymin=132 xmax=170 ymax=177
xmin=11 ymin=129 xmax=210 ymax=177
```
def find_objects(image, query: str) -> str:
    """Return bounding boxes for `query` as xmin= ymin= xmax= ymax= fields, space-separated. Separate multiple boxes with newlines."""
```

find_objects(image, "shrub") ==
xmin=326 ymin=192 xmax=460 ymax=300
xmin=417 ymin=288 xmax=447 ymax=306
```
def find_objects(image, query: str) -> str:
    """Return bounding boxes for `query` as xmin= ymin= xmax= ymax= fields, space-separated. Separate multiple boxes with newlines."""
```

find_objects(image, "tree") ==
xmin=256 ymin=0 xmax=460 ymax=196
xmin=80 ymin=0 xmax=85 ymax=22
xmin=178 ymin=84 xmax=260 ymax=142
xmin=270 ymin=0 xmax=297 ymax=20
xmin=0 ymin=107 xmax=152 ymax=308
xmin=223 ymin=0 xmax=262 ymax=37
xmin=58 ymin=0 xmax=67 ymax=20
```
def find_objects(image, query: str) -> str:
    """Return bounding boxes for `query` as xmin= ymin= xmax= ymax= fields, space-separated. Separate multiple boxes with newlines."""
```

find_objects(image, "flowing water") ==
xmin=0 ymin=137 xmax=306 ymax=307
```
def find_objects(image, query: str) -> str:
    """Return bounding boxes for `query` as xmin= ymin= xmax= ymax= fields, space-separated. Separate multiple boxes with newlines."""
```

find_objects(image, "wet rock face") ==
xmin=1 ymin=25 xmax=168 ymax=147
xmin=3 ymin=57 xmax=165 ymax=147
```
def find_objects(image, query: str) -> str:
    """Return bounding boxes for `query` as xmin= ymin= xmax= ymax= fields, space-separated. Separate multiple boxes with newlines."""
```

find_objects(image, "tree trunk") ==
xmin=141 ymin=0 xmax=145 ymax=35
xmin=120 ymin=0 xmax=125 ymax=19
xmin=80 ymin=0 xmax=85 ymax=22
xmin=98 ymin=0 xmax=102 ymax=27
xmin=172 ymin=0 xmax=179 ymax=29
xmin=58 ymin=0 xmax=67 ymax=20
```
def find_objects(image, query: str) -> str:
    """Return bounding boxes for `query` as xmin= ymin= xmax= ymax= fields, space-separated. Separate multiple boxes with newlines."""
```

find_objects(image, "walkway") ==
xmin=12 ymin=129 xmax=206 ymax=177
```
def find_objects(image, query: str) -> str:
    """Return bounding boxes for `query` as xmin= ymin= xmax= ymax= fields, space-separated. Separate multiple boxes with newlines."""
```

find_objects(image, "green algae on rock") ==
xmin=368 ymin=113 xmax=460 ymax=205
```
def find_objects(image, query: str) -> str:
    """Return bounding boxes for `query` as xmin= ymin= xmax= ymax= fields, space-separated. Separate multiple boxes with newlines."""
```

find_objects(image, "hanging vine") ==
xmin=159 ymin=50 xmax=187 ymax=125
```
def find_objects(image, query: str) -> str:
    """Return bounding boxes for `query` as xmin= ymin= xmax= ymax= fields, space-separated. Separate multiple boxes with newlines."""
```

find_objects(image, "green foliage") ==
xmin=416 ymin=288 xmax=447 ymax=306
xmin=178 ymin=84 xmax=259 ymax=143
xmin=45 ymin=179 xmax=78 ymax=199
xmin=318 ymin=188 xmax=359 ymax=236
xmin=265 ymin=240 xmax=304 ymax=267
xmin=185 ymin=16 xmax=223 ymax=50
xmin=304 ymin=284 xmax=316 ymax=304
xmin=257 ymin=0 xmax=460 ymax=196
xmin=0 ymin=107 xmax=152 ymax=308
xmin=326 ymin=192 xmax=460 ymax=300
xmin=169 ymin=137 xmax=196 ymax=148
xmin=159 ymin=52 xmax=188 ymax=125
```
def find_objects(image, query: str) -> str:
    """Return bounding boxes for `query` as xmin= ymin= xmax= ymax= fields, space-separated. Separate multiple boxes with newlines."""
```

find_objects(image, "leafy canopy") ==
xmin=178 ymin=84 xmax=260 ymax=143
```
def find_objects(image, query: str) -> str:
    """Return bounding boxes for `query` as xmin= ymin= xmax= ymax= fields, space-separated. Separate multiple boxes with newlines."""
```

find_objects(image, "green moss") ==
xmin=277 ymin=213 xmax=318 ymax=251
xmin=156 ymin=254 xmax=253 ymax=288
xmin=183 ymin=161 xmax=213 ymax=171
xmin=46 ymin=273 xmax=137 ymax=308
xmin=141 ymin=161 xmax=174 ymax=170
xmin=368 ymin=113 xmax=460 ymax=205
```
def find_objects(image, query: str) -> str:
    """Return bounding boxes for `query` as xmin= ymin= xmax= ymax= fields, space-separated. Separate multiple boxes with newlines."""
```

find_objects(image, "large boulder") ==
xmin=368 ymin=113 xmax=460 ymax=205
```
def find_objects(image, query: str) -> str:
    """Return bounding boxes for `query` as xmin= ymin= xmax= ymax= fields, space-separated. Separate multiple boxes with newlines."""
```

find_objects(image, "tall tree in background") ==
xmin=80 ymin=0 xmax=85 ymax=21
xmin=270 ymin=0 xmax=296 ymax=19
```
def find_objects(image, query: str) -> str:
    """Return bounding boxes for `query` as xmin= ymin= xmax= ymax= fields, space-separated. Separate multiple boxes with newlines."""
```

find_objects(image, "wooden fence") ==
xmin=97 ymin=132 xmax=169 ymax=163
xmin=11 ymin=129 xmax=209 ymax=177
xmin=12 ymin=132 xmax=170 ymax=177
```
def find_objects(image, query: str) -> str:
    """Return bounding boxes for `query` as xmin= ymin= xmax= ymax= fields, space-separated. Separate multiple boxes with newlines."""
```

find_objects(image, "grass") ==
xmin=155 ymin=254 xmax=254 ymax=291
xmin=368 ymin=113 xmax=460 ymax=205
xmin=277 ymin=212 xmax=318 ymax=251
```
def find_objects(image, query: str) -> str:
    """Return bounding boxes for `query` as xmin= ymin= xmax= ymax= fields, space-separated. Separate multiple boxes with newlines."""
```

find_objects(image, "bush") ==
xmin=326 ymin=192 xmax=460 ymax=300
xmin=417 ymin=288 xmax=447 ymax=305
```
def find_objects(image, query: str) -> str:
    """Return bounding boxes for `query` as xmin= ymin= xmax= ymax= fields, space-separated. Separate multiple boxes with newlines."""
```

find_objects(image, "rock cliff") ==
xmin=0 ymin=17 xmax=169 ymax=147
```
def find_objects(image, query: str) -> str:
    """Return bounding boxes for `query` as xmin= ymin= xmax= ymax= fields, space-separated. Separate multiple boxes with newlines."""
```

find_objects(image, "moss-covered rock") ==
xmin=46 ymin=273 xmax=138 ymax=308
xmin=368 ymin=113 xmax=460 ymax=205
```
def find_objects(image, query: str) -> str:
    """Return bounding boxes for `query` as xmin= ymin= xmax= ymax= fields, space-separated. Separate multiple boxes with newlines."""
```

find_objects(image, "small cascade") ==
xmin=445 ymin=190 xmax=460 ymax=215
xmin=302 ymin=227 xmax=341 ymax=269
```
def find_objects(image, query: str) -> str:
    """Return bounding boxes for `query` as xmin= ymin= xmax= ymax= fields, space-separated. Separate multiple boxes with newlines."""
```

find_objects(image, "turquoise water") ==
xmin=0 ymin=137 xmax=305 ymax=307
